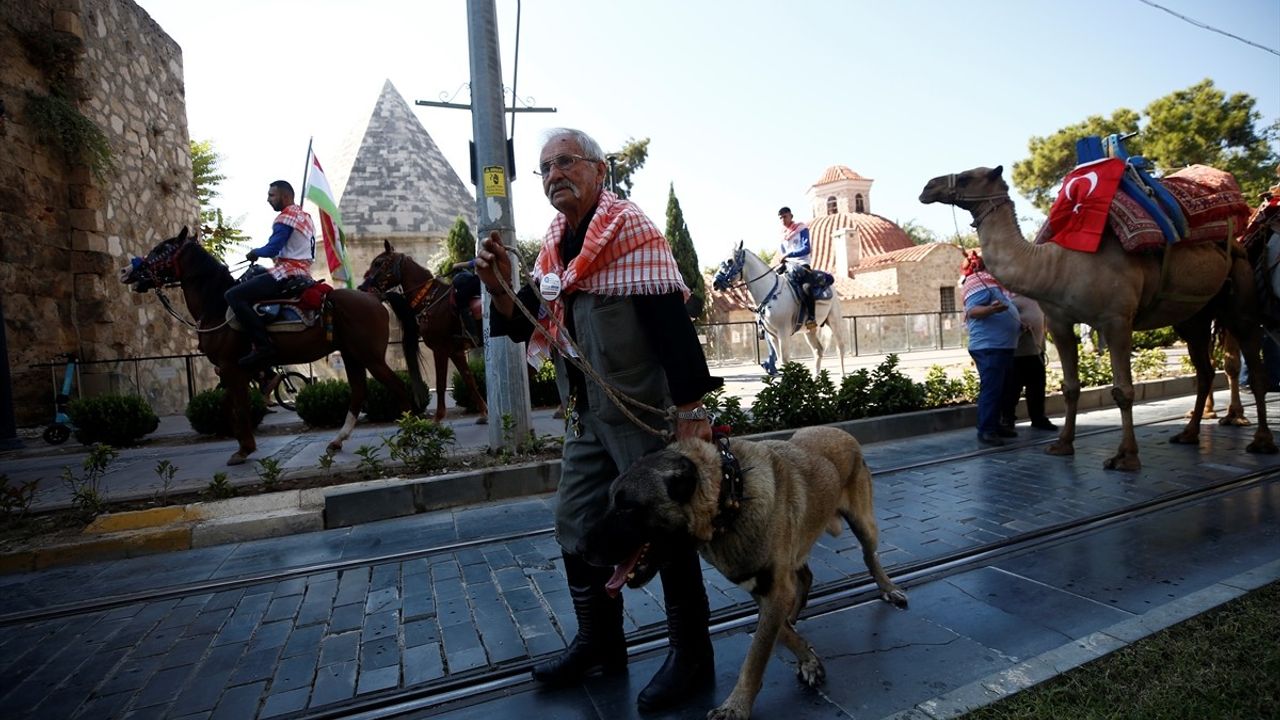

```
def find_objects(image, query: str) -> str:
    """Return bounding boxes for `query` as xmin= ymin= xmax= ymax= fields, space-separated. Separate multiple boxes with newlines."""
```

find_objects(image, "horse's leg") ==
xmin=1045 ymin=315 xmax=1078 ymax=458
xmin=828 ymin=314 xmax=846 ymax=376
xmin=805 ymin=326 xmax=824 ymax=374
xmin=223 ymin=370 xmax=257 ymax=465
xmin=454 ymin=350 xmax=488 ymax=424
xmin=329 ymin=359 xmax=367 ymax=454
xmin=432 ymin=349 xmax=450 ymax=422
xmin=1101 ymin=325 xmax=1140 ymax=471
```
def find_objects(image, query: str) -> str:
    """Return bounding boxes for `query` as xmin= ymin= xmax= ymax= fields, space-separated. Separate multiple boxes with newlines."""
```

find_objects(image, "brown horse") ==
xmin=359 ymin=240 xmax=488 ymax=423
xmin=122 ymin=227 xmax=428 ymax=465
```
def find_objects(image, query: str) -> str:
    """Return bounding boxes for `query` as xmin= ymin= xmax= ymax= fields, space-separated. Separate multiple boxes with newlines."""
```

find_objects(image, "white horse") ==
xmin=712 ymin=241 xmax=846 ymax=376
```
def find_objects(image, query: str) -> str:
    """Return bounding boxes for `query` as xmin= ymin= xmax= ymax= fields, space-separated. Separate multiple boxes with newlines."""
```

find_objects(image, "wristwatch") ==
xmin=676 ymin=406 xmax=709 ymax=421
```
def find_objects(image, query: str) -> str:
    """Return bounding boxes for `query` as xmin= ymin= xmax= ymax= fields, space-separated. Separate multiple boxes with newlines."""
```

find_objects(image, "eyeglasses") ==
xmin=534 ymin=153 xmax=595 ymax=177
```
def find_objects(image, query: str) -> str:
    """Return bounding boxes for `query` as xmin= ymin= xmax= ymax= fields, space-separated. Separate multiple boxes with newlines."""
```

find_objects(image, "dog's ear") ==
xmin=665 ymin=455 xmax=701 ymax=504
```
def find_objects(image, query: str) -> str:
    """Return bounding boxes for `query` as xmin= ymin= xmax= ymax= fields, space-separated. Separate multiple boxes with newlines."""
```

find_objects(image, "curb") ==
xmin=0 ymin=374 xmax=1220 ymax=575
xmin=887 ymin=557 xmax=1280 ymax=719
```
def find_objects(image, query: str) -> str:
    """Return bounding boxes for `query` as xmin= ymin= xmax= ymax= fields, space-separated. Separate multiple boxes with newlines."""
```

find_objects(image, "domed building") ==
xmin=711 ymin=165 xmax=965 ymax=322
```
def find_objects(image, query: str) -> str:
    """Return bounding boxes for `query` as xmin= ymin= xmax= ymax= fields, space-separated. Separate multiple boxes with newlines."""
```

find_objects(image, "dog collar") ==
xmin=712 ymin=431 xmax=745 ymax=535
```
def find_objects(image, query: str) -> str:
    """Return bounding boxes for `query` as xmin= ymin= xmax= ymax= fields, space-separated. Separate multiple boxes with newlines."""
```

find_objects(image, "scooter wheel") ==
xmin=43 ymin=424 xmax=70 ymax=445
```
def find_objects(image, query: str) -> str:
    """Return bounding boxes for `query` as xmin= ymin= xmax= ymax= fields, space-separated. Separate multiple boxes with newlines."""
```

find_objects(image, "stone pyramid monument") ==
xmin=327 ymin=79 xmax=475 ymax=279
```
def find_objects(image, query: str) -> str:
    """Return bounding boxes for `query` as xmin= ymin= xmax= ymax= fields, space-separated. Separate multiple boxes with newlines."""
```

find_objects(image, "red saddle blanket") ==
xmin=1037 ymin=164 xmax=1251 ymax=253
xmin=299 ymin=281 xmax=334 ymax=310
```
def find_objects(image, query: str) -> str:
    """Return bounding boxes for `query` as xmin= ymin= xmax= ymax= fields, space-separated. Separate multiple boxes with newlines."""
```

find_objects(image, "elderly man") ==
xmin=474 ymin=128 xmax=720 ymax=711
xmin=224 ymin=180 xmax=316 ymax=367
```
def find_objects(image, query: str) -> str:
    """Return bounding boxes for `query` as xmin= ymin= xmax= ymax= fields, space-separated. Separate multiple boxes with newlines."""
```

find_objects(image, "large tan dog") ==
xmin=582 ymin=426 xmax=907 ymax=720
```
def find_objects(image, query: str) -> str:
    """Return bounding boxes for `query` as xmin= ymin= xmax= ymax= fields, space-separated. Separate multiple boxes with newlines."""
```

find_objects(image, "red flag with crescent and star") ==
xmin=1047 ymin=157 xmax=1126 ymax=253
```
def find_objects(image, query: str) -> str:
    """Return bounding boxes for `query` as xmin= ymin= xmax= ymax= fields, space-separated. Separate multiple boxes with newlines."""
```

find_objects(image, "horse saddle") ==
xmin=225 ymin=273 xmax=326 ymax=334
xmin=226 ymin=301 xmax=320 ymax=334
xmin=787 ymin=269 xmax=834 ymax=301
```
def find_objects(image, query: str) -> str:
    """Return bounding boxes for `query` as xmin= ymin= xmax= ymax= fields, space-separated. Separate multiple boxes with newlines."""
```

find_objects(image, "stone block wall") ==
xmin=1 ymin=0 xmax=200 ymax=424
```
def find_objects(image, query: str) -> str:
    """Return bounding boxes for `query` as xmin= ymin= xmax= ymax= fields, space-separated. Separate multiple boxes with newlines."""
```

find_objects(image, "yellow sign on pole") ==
xmin=483 ymin=165 xmax=507 ymax=198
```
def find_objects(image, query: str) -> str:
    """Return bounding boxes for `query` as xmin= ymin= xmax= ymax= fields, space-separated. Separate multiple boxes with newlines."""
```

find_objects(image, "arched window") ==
xmin=826 ymin=196 xmax=838 ymax=215
xmin=855 ymin=194 xmax=865 ymax=213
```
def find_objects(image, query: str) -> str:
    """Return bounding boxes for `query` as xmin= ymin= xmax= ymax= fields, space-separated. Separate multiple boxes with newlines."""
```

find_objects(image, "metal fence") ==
xmin=27 ymin=353 xmax=320 ymax=417
xmin=699 ymin=311 xmax=967 ymax=368
xmin=26 ymin=311 xmax=969 ymax=415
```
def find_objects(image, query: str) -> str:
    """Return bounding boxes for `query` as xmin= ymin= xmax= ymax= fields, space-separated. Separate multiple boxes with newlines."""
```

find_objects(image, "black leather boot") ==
xmin=238 ymin=332 xmax=276 ymax=368
xmin=637 ymin=546 xmax=715 ymax=711
xmin=532 ymin=553 xmax=627 ymax=685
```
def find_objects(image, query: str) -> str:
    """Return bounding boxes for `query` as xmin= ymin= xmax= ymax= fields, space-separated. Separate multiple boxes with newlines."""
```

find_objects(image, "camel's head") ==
xmin=919 ymin=166 xmax=1008 ymax=209
xmin=120 ymin=226 xmax=192 ymax=292
xmin=712 ymin=241 xmax=746 ymax=291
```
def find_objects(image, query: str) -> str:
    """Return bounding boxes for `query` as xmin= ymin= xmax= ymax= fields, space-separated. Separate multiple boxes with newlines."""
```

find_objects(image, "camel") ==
xmin=919 ymin=165 xmax=1276 ymax=471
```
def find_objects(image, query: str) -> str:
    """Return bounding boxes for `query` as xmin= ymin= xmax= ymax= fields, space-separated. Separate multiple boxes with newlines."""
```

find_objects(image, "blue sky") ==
xmin=137 ymin=0 xmax=1279 ymax=271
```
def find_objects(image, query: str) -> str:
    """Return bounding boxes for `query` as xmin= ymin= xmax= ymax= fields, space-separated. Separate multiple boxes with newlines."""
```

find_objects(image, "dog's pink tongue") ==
xmin=605 ymin=547 xmax=643 ymax=598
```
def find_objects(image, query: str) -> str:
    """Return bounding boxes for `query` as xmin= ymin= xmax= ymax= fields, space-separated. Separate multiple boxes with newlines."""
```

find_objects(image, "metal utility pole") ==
xmin=468 ymin=0 xmax=530 ymax=451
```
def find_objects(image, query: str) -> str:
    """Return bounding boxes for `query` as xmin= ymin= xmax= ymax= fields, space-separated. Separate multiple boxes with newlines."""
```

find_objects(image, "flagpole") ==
xmin=299 ymin=136 xmax=314 ymax=200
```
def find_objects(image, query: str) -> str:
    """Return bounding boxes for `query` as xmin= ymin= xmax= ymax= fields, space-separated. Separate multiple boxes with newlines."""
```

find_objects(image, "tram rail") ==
xmin=0 ymin=402 xmax=1261 ymax=628
xmin=300 ymin=463 xmax=1280 ymax=720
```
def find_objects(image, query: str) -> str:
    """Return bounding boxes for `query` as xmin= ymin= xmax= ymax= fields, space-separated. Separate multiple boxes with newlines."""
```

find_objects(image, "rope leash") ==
xmin=490 ymin=247 xmax=678 ymax=440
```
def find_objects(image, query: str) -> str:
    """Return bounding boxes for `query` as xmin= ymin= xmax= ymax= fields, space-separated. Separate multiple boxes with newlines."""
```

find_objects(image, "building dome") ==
xmin=809 ymin=212 xmax=915 ymax=276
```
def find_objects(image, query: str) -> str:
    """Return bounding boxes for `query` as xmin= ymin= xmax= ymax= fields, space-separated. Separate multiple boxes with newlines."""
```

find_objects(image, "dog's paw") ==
xmin=882 ymin=588 xmax=909 ymax=608
xmin=797 ymin=656 xmax=825 ymax=687
xmin=708 ymin=703 xmax=750 ymax=720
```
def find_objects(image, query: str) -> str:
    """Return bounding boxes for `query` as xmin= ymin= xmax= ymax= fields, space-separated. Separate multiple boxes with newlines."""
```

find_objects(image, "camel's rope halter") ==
xmin=943 ymin=173 xmax=1013 ymax=230
xmin=489 ymin=246 xmax=679 ymax=441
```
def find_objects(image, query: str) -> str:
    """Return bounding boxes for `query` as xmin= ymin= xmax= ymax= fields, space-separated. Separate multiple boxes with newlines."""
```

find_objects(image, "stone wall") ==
xmin=1 ymin=0 xmax=200 ymax=424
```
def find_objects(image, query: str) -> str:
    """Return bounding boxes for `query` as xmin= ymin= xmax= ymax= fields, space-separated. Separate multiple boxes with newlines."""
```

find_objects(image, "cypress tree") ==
xmin=437 ymin=216 xmax=476 ymax=275
xmin=665 ymin=183 xmax=706 ymax=318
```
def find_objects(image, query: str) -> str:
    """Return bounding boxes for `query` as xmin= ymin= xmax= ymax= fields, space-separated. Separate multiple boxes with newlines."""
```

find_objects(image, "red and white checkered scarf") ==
xmin=528 ymin=190 xmax=689 ymax=366
xmin=962 ymin=270 xmax=1005 ymax=305
xmin=268 ymin=205 xmax=316 ymax=280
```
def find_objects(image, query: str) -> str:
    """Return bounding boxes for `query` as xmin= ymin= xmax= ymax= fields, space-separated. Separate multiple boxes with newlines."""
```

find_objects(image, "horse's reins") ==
xmin=370 ymin=255 xmax=453 ymax=321
xmin=141 ymin=240 xmax=233 ymax=333
xmin=488 ymin=247 xmax=681 ymax=441
xmin=720 ymin=251 xmax=782 ymax=316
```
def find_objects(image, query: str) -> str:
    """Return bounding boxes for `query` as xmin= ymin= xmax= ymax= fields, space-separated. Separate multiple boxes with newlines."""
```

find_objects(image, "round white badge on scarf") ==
xmin=540 ymin=273 xmax=562 ymax=301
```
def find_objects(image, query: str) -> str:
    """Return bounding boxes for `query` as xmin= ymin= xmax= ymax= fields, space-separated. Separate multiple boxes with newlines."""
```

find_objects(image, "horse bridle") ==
xmin=365 ymin=253 xmax=450 ymax=318
xmin=939 ymin=173 xmax=1013 ymax=229
xmin=135 ymin=239 xmax=193 ymax=289
xmin=718 ymin=249 xmax=774 ymax=291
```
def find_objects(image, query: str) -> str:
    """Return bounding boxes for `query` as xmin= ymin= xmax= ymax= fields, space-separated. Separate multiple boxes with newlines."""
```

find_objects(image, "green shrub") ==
xmin=702 ymin=386 xmax=754 ymax=434
xmin=296 ymin=379 xmax=352 ymax=428
xmin=835 ymin=369 xmax=874 ymax=419
xmin=529 ymin=359 xmax=560 ymax=408
xmin=68 ymin=394 xmax=159 ymax=446
xmin=1133 ymin=348 xmax=1168 ymax=380
xmin=750 ymin=362 xmax=838 ymax=432
xmin=922 ymin=365 xmax=977 ymax=407
xmin=365 ymin=371 xmax=423 ymax=422
xmin=450 ymin=356 xmax=558 ymax=411
xmin=185 ymin=387 xmax=267 ymax=436
xmin=1078 ymin=346 xmax=1113 ymax=387
xmin=384 ymin=413 xmax=456 ymax=472
xmin=450 ymin=355 xmax=487 ymax=412
xmin=866 ymin=354 xmax=927 ymax=415
xmin=1132 ymin=327 xmax=1179 ymax=349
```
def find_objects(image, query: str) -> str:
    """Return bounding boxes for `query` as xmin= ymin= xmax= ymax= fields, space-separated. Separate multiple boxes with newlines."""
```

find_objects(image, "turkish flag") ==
xmin=1047 ymin=158 xmax=1126 ymax=252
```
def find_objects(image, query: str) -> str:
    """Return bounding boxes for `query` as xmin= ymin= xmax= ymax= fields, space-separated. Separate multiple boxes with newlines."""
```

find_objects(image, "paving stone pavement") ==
xmin=0 ymin=389 xmax=1275 ymax=719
